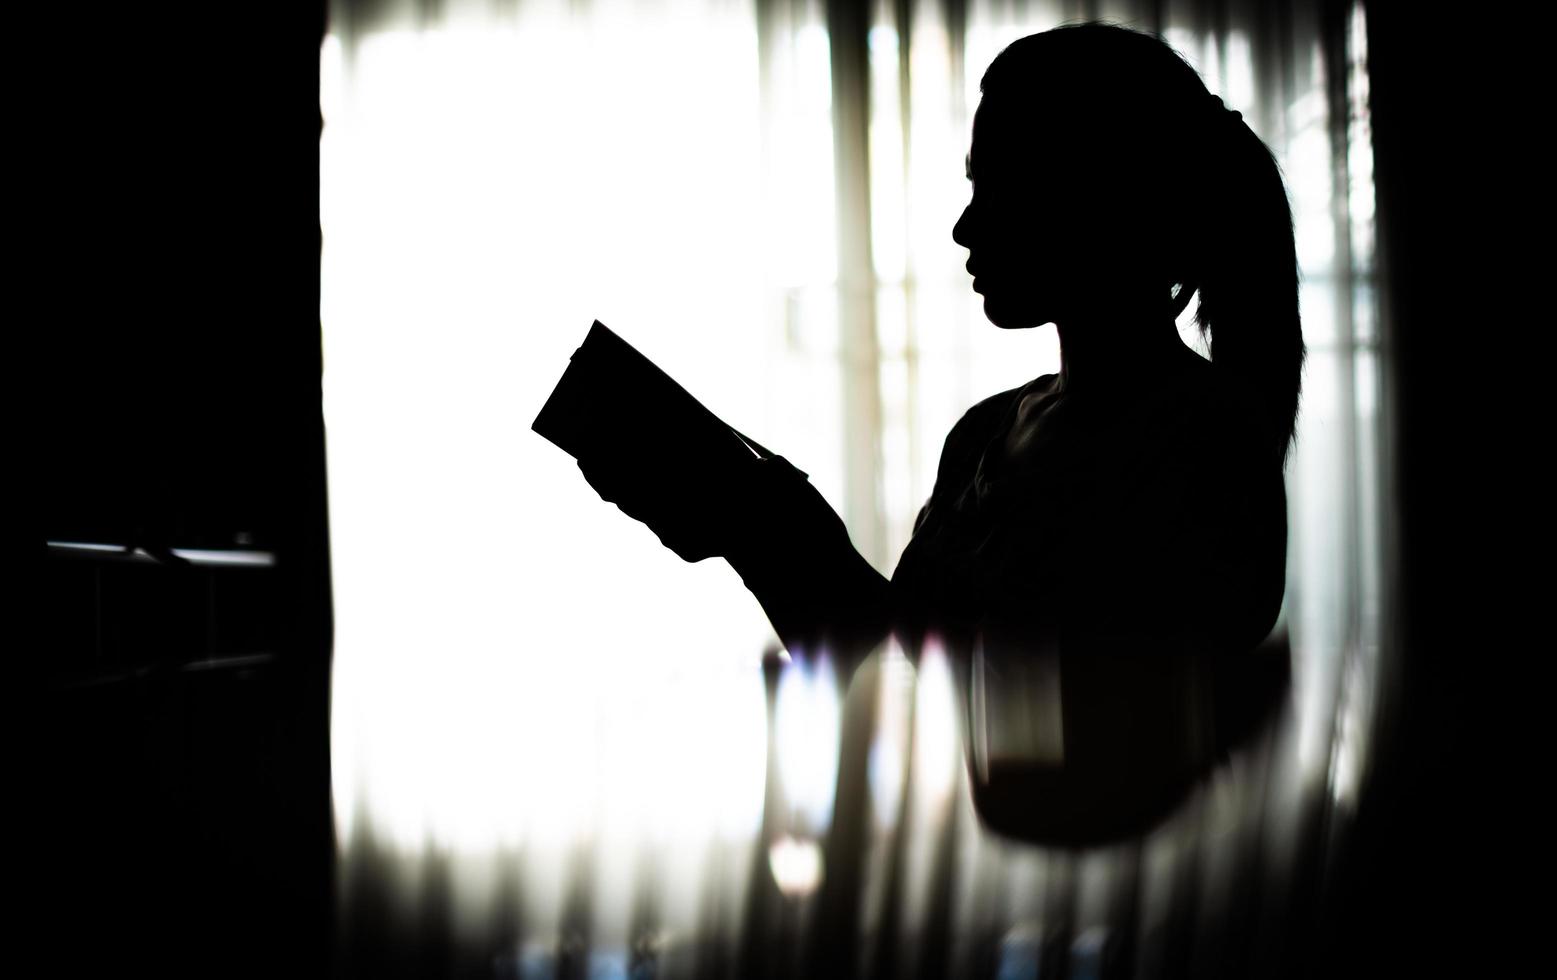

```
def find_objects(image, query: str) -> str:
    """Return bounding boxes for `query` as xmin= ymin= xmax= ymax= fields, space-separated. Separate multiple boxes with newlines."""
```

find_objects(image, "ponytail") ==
xmin=1186 ymin=103 xmax=1306 ymax=465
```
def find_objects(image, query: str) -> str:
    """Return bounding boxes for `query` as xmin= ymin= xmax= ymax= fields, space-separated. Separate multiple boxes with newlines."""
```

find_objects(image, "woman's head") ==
xmin=953 ymin=23 xmax=1305 ymax=459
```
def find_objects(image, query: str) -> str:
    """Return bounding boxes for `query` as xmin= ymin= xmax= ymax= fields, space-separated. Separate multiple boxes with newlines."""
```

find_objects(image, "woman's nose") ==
xmin=952 ymin=203 xmax=973 ymax=249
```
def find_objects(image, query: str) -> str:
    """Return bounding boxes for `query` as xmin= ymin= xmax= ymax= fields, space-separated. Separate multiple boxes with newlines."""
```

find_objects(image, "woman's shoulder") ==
xmin=924 ymin=374 xmax=1057 ymax=500
xmin=952 ymin=373 xmax=1058 ymax=444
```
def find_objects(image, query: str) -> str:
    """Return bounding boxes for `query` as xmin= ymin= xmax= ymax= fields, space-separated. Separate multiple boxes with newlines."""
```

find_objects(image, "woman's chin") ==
xmin=980 ymin=294 xmax=1044 ymax=329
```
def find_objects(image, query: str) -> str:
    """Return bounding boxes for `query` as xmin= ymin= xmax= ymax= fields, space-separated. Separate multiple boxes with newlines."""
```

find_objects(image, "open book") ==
xmin=533 ymin=320 xmax=801 ymax=477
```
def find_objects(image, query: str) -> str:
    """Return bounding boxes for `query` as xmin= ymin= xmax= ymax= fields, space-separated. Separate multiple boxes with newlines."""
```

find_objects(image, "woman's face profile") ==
xmin=953 ymin=99 xmax=1118 ymax=329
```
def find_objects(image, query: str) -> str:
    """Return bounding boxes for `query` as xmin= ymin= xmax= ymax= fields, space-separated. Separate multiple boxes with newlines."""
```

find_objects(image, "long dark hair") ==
xmin=981 ymin=23 xmax=1305 ymax=462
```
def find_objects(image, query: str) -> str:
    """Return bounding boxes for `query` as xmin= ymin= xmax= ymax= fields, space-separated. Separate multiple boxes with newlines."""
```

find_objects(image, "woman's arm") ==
xmin=722 ymin=457 xmax=894 ymax=664
xmin=576 ymin=447 xmax=894 ymax=662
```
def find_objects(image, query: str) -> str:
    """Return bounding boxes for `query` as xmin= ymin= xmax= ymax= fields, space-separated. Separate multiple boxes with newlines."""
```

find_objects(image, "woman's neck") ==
xmin=1052 ymin=301 xmax=1201 ymax=400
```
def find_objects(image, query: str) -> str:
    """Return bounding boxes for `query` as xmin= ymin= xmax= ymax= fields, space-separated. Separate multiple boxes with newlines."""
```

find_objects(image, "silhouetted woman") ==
xmin=577 ymin=23 xmax=1301 ymax=846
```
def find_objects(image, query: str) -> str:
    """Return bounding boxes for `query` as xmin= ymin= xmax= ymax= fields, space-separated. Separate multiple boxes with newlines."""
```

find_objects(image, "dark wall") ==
xmin=43 ymin=3 xmax=325 ymax=550
xmin=36 ymin=4 xmax=332 ymax=976
xmin=1318 ymin=3 xmax=1527 ymax=975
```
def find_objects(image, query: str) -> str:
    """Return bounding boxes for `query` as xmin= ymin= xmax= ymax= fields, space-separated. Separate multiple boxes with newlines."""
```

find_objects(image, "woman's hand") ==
xmin=576 ymin=447 xmax=734 ymax=562
xmin=576 ymin=448 xmax=848 ymax=566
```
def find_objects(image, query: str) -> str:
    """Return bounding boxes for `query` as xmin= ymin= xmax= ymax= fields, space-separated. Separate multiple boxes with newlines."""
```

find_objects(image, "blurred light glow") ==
xmin=914 ymin=640 xmax=960 ymax=805
xmin=868 ymin=645 xmax=917 ymax=828
xmin=775 ymin=656 xmax=842 ymax=831
xmin=768 ymin=834 xmax=825 ymax=897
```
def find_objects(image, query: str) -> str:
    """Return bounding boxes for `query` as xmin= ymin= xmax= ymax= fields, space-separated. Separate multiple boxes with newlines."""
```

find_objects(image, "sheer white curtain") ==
xmin=322 ymin=0 xmax=802 ymax=957
xmin=322 ymin=0 xmax=1385 ymax=972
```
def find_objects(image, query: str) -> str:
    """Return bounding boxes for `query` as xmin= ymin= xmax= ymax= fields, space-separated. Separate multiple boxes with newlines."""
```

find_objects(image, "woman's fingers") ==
xmin=578 ymin=450 xmax=842 ymax=564
xmin=576 ymin=455 xmax=606 ymax=484
xmin=578 ymin=453 xmax=707 ymax=554
xmin=577 ymin=455 xmax=636 ymax=503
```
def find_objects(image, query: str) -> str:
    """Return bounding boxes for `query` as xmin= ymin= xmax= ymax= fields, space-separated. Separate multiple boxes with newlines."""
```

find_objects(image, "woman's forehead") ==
xmin=968 ymin=105 xmax=1048 ymax=172
xmin=969 ymin=96 xmax=1120 ymax=174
